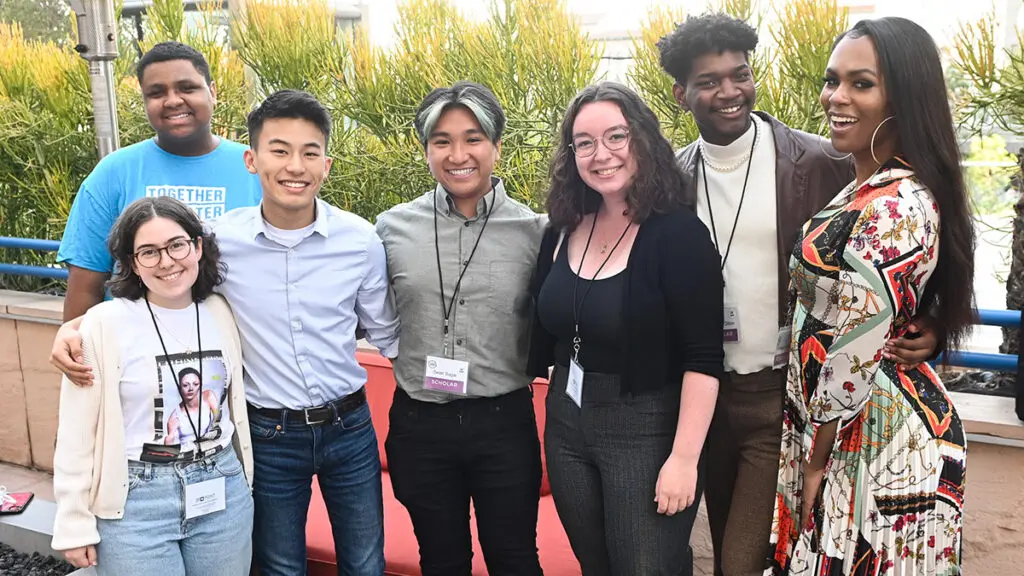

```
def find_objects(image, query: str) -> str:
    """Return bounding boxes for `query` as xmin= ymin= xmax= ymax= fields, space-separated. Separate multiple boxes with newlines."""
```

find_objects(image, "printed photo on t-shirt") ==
xmin=140 ymin=350 xmax=228 ymax=463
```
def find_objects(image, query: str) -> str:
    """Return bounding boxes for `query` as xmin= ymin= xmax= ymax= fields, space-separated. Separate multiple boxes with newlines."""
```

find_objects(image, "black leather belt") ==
xmin=139 ymin=441 xmax=226 ymax=465
xmin=247 ymin=388 xmax=367 ymax=426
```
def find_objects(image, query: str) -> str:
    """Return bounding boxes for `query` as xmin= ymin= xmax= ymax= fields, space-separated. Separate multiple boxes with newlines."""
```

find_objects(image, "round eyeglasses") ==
xmin=569 ymin=128 xmax=631 ymax=158
xmin=133 ymin=238 xmax=196 ymax=268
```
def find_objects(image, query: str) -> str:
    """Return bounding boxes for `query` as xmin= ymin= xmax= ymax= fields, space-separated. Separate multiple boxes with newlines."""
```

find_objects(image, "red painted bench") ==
xmin=305 ymin=351 xmax=581 ymax=575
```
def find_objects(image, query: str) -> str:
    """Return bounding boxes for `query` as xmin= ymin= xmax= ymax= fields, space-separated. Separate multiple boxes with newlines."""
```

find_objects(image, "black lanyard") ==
xmin=701 ymin=119 xmax=758 ymax=285
xmin=570 ymin=213 xmax=632 ymax=363
xmin=433 ymin=187 xmax=495 ymax=357
xmin=146 ymin=299 xmax=204 ymax=453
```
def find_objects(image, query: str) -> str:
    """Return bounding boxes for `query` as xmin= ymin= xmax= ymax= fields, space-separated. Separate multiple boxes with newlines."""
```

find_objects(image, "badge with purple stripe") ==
xmin=424 ymin=355 xmax=469 ymax=395
xmin=724 ymin=304 xmax=741 ymax=343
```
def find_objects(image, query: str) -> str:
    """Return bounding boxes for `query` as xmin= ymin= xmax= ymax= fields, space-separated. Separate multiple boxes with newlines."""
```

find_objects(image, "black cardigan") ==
xmin=527 ymin=207 xmax=726 ymax=394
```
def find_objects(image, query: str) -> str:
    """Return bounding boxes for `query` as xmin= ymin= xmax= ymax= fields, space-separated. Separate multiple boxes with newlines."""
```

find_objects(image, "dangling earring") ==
xmin=818 ymin=137 xmax=851 ymax=161
xmin=870 ymin=116 xmax=896 ymax=165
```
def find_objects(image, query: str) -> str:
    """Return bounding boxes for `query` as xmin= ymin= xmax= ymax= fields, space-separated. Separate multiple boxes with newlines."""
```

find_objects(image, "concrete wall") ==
xmin=2 ymin=290 xmax=1023 ymax=572
xmin=0 ymin=290 xmax=62 ymax=470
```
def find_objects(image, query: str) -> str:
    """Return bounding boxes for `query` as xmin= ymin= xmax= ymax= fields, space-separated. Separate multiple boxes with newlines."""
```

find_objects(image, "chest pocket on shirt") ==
xmin=486 ymin=260 xmax=532 ymax=316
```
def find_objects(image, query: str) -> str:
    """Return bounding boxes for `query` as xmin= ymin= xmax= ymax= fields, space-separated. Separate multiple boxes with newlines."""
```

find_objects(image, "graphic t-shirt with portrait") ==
xmin=112 ymin=298 xmax=234 ymax=462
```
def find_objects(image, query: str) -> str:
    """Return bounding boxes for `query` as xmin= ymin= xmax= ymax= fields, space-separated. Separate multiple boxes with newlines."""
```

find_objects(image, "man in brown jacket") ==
xmin=658 ymin=13 xmax=939 ymax=576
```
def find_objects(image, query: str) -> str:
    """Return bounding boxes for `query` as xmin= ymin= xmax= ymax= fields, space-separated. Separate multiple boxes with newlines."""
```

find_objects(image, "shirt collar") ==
xmin=862 ymin=156 xmax=914 ymax=190
xmin=432 ymin=176 xmax=506 ymax=219
xmin=251 ymin=197 xmax=331 ymax=240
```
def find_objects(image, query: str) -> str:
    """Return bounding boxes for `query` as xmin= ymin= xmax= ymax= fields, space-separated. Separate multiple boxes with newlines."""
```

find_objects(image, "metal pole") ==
xmin=69 ymin=0 xmax=121 ymax=159
xmin=89 ymin=60 xmax=120 ymax=157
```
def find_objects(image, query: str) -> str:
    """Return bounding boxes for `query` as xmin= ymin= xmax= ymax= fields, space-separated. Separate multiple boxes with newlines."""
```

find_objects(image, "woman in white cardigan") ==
xmin=52 ymin=196 xmax=254 ymax=575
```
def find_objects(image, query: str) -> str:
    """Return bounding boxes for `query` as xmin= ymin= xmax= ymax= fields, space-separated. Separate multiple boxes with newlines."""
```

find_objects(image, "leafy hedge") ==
xmin=1 ymin=0 xmax=852 ymax=291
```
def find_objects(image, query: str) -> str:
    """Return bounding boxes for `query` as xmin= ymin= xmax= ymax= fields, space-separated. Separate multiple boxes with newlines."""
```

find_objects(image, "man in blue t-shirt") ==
xmin=57 ymin=41 xmax=261 ymax=320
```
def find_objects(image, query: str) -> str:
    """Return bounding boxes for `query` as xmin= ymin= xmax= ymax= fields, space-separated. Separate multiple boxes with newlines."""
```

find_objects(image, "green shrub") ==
xmin=628 ymin=0 xmax=848 ymax=146
xmin=5 ymin=0 xmax=997 ymax=294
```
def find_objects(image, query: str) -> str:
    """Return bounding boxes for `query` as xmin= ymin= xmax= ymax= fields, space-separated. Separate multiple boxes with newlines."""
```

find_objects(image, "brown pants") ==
xmin=705 ymin=368 xmax=785 ymax=576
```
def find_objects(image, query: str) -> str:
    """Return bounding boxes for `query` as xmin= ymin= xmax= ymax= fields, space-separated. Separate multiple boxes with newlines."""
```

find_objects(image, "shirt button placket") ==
xmin=458 ymin=223 xmax=474 ymax=360
xmin=287 ymin=248 xmax=310 ymax=399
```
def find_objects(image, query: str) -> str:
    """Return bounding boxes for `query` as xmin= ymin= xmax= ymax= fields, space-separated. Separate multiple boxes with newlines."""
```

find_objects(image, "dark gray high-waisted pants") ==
xmin=546 ymin=364 xmax=704 ymax=576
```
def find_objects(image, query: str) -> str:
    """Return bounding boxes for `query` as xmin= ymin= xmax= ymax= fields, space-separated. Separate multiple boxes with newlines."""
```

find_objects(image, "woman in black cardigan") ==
xmin=527 ymin=81 xmax=724 ymax=575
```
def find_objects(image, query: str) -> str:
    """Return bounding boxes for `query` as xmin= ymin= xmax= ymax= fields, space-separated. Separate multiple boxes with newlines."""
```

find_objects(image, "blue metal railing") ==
xmin=0 ymin=236 xmax=67 ymax=279
xmin=0 ymin=235 xmax=1021 ymax=372
xmin=937 ymin=309 xmax=1021 ymax=372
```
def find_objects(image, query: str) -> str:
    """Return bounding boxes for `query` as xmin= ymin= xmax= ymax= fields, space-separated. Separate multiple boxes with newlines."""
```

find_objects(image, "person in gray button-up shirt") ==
xmin=374 ymin=81 xmax=547 ymax=576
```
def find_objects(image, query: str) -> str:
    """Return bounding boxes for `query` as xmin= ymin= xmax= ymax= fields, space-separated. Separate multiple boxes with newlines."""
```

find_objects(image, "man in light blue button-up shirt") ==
xmin=216 ymin=90 xmax=397 ymax=576
xmin=214 ymin=195 xmax=398 ymax=409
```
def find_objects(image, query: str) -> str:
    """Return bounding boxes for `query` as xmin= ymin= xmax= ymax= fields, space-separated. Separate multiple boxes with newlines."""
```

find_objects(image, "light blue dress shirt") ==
xmin=212 ymin=198 xmax=400 ymax=410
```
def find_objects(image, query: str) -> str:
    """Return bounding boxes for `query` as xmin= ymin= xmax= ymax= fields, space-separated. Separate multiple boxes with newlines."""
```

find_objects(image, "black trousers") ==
xmin=385 ymin=386 xmax=544 ymax=576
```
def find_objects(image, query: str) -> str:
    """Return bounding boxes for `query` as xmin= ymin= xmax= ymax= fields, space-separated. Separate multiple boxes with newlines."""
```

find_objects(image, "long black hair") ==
xmin=837 ymin=17 xmax=975 ymax=352
xmin=546 ymin=81 xmax=686 ymax=231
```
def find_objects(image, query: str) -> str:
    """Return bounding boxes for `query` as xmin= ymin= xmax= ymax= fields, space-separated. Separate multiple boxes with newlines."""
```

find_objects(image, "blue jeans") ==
xmin=249 ymin=398 xmax=384 ymax=576
xmin=95 ymin=446 xmax=254 ymax=576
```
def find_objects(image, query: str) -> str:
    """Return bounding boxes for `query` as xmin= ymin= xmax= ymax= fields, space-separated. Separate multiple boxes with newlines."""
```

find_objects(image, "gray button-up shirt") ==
xmin=375 ymin=178 xmax=546 ymax=403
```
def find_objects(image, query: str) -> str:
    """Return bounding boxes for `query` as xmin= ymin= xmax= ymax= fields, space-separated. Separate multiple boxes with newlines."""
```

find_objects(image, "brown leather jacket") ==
xmin=675 ymin=112 xmax=854 ymax=326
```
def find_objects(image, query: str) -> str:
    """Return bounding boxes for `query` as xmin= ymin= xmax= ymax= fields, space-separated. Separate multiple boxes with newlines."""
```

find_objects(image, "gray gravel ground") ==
xmin=0 ymin=543 xmax=75 ymax=576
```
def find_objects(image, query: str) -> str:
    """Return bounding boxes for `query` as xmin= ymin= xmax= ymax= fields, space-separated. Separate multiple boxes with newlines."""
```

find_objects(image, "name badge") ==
xmin=185 ymin=476 xmax=226 ymax=520
xmin=424 ymin=355 xmax=469 ymax=395
xmin=773 ymin=326 xmax=793 ymax=370
xmin=724 ymin=304 xmax=741 ymax=343
xmin=566 ymin=359 xmax=584 ymax=408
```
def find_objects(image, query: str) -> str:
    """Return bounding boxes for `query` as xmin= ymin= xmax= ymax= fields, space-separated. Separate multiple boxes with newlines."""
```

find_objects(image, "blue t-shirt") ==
xmin=57 ymin=138 xmax=262 ymax=272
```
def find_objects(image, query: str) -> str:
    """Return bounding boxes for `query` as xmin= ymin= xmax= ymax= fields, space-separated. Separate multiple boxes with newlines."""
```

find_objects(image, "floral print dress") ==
xmin=765 ymin=158 xmax=966 ymax=576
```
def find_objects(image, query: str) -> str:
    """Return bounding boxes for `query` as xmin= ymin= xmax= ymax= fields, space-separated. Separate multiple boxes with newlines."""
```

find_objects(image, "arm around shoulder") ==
xmin=64 ymin=266 xmax=109 ymax=322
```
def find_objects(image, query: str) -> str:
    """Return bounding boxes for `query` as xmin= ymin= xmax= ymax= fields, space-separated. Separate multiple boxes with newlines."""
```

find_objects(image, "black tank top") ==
xmin=536 ymin=238 xmax=625 ymax=373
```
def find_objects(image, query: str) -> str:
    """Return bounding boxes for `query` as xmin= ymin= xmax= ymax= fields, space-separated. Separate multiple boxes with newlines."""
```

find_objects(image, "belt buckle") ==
xmin=303 ymin=407 xmax=325 ymax=426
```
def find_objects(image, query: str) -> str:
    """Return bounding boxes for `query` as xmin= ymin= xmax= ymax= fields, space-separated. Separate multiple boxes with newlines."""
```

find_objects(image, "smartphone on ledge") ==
xmin=0 ymin=490 xmax=34 ymax=515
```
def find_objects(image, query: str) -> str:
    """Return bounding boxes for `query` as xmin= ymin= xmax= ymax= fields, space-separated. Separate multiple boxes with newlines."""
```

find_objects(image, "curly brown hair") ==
xmin=107 ymin=196 xmax=226 ymax=302
xmin=546 ymin=81 xmax=688 ymax=231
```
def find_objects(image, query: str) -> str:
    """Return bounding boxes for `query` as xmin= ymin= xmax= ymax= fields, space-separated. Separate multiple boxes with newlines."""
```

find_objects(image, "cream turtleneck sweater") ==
xmin=694 ymin=114 xmax=780 ymax=375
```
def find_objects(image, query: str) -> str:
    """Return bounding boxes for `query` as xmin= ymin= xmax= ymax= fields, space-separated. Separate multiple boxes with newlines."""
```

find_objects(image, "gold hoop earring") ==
xmin=870 ymin=115 xmax=896 ymax=166
xmin=818 ymin=137 xmax=851 ymax=161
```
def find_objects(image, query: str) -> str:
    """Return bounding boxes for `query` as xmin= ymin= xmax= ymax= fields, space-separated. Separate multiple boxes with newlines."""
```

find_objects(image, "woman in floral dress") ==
xmin=766 ymin=17 xmax=975 ymax=576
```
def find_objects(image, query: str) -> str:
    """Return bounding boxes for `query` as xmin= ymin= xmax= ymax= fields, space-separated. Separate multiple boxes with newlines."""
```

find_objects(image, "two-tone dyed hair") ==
xmin=413 ymin=81 xmax=505 ymax=147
